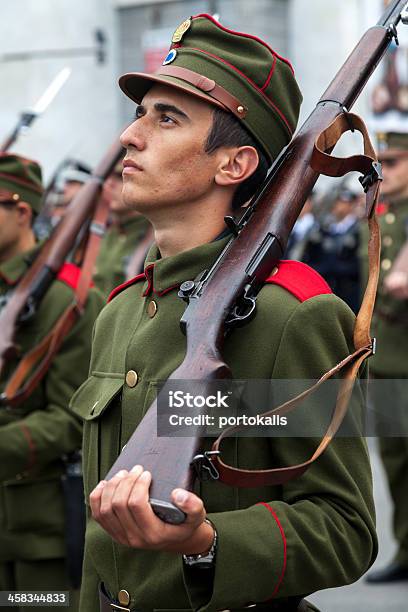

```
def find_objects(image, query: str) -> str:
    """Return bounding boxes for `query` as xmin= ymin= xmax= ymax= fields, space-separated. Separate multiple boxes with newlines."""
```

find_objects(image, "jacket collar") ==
xmin=142 ymin=236 xmax=231 ymax=297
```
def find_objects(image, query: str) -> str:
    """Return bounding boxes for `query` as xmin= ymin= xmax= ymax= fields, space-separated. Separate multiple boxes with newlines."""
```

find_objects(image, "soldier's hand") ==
xmin=89 ymin=465 xmax=214 ymax=554
xmin=383 ymin=270 xmax=408 ymax=299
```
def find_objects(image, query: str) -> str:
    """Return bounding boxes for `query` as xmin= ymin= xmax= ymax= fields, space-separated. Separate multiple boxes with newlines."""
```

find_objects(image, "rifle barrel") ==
xmin=377 ymin=0 xmax=408 ymax=27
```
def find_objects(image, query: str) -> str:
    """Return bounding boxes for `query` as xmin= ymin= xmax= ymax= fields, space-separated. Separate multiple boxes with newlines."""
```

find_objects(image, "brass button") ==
xmin=381 ymin=259 xmax=392 ymax=271
xmin=125 ymin=370 xmax=138 ymax=388
xmin=271 ymin=266 xmax=279 ymax=276
xmin=237 ymin=105 xmax=245 ymax=114
xmin=383 ymin=236 xmax=393 ymax=247
xmin=147 ymin=300 xmax=158 ymax=318
xmin=385 ymin=213 xmax=396 ymax=224
xmin=118 ymin=590 xmax=130 ymax=606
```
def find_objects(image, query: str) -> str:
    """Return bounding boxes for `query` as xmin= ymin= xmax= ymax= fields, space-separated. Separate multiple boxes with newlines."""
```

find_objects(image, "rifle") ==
xmin=0 ymin=68 xmax=71 ymax=152
xmin=0 ymin=137 xmax=124 ymax=387
xmin=106 ymin=0 xmax=408 ymax=524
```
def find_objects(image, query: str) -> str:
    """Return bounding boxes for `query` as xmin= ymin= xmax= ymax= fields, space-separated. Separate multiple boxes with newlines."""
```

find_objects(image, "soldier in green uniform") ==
xmin=93 ymin=162 xmax=152 ymax=298
xmin=71 ymin=15 xmax=377 ymax=611
xmin=364 ymin=132 xmax=408 ymax=583
xmin=0 ymin=154 xmax=104 ymax=610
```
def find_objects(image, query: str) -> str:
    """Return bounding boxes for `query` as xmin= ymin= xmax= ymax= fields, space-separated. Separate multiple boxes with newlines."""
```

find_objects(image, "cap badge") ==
xmin=172 ymin=18 xmax=192 ymax=43
xmin=377 ymin=132 xmax=388 ymax=152
xmin=163 ymin=49 xmax=177 ymax=66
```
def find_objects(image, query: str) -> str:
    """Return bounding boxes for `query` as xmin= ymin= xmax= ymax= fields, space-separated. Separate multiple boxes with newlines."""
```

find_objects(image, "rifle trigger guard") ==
xmin=225 ymin=285 xmax=257 ymax=328
xmin=191 ymin=450 xmax=220 ymax=481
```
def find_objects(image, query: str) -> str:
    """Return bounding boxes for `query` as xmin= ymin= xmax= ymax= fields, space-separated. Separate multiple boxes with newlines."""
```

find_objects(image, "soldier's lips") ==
xmin=123 ymin=159 xmax=143 ymax=174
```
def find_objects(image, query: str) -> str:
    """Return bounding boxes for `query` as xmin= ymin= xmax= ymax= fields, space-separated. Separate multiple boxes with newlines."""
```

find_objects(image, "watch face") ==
xmin=183 ymin=554 xmax=215 ymax=569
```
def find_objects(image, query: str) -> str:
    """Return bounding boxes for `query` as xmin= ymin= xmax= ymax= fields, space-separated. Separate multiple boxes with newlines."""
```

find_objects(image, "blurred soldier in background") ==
xmin=285 ymin=191 xmax=315 ymax=260
xmin=302 ymin=189 xmax=361 ymax=312
xmin=365 ymin=132 xmax=408 ymax=583
xmin=93 ymin=160 xmax=152 ymax=297
xmin=0 ymin=154 xmax=104 ymax=609
xmin=48 ymin=160 xmax=91 ymax=227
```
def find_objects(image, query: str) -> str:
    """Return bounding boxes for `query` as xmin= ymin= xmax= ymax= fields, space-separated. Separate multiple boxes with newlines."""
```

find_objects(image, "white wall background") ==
xmin=0 ymin=0 xmax=120 ymax=181
xmin=0 ymin=0 xmax=400 ymax=188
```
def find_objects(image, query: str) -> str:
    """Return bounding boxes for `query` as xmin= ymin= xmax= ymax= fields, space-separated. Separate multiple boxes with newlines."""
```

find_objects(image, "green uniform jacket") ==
xmin=361 ymin=198 xmax=408 ymax=376
xmin=93 ymin=216 xmax=151 ymax=298
xmin=0 ymin=247 xmax=104 ymax=562
xmin=71 ymin=238 xmax=377 ymax=611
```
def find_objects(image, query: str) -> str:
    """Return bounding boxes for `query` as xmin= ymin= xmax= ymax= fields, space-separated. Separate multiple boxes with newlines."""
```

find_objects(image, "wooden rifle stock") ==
xmin=0 ymin=137 xmax=124 ymax=376
xmin=106 ymin=1 xmax=408 ymax=524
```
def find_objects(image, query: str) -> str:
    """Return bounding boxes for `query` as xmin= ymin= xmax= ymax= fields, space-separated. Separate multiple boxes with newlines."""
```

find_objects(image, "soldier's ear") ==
xmin=214 ymin=146 xmax=259 ymax=188
xmin=16 ymin=201 xmax=34 ymax=227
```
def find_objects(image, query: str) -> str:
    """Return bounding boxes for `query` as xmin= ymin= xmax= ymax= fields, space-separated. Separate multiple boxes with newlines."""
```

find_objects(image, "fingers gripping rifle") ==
xmin=0 ymin=138 xmax=124 ymax=384
xmin=106 ymin=1 xmax=408 ymax=524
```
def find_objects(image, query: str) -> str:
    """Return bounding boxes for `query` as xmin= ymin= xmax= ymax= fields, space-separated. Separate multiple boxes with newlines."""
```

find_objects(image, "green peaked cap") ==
xmin=377 ymin=131 xmax=408 ymax=157
xmin=119 ymin=13 xmax=303 ymax=164
xmin=0 ymin=153 xmax=43 ymax=214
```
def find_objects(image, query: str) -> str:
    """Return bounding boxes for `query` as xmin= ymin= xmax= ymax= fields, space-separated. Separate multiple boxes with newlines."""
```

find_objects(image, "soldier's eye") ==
xmin=134 ymin=106 xmax=145 ymax=120
xmin=160 ymin=114 xmax=176 ymax=125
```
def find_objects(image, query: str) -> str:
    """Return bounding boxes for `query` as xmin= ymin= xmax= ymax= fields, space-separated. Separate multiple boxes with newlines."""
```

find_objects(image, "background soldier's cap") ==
xmin=0 ymin=153 xmax=43 ymax=214
xmin=377 ymin=131 xmax=408 ymax=159
xmin=119 ymin=13 xmax=303 ymax=164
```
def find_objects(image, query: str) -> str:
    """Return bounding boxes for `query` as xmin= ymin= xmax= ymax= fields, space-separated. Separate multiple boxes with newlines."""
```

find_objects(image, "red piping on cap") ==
xmin=0 ymin=172 xmax=43 ymax=194
xmin=192 ymin=14 xmax=295 ymax=75
xmin=188 ymin=47 xmax=292 ymax=134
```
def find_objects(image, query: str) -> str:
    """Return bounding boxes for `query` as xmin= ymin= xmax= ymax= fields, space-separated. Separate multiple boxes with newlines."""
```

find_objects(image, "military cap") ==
xmin=120 ymin=13 xmax=303 ymax=164
xmin=377 ymin=131 xmax=408 ymax=160
xmin=0 ymin=153 xmax=43 ymax=214
xmin=337 ymin=189 xmax=358 ymax=203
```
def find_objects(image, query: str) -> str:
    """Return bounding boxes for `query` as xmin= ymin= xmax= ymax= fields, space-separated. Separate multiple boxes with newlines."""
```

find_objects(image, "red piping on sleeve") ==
xmin=257 ymin=502 xmax=287 ymax=598
xmin=19 ymin=424 xmax=36 ymax=471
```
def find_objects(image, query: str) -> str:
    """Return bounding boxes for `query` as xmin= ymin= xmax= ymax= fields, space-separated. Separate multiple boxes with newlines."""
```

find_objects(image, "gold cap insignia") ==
xmin=172 ymin=18 xmax=192 ymax=44
xmin=377 ymin=132 xmax=388 ymax=152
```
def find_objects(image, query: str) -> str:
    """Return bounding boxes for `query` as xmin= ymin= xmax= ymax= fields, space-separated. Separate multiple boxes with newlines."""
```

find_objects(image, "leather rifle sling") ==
xmin=1 ymin=192 xmax=110 ymax=408
xmin=211 ymin=112 xmax=381 ymax=488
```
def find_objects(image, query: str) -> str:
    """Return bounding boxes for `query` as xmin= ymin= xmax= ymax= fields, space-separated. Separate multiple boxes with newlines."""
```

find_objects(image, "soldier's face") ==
xmin=120 ymin=84 xmax=222 ymax=215
xmin=380 ymin=154 xmax=408 ymax=200
xmin=0 ymin=205 xmax=22 ymax=262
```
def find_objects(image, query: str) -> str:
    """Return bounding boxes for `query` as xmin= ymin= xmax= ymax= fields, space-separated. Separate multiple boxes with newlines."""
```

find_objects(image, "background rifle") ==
xmin=0 ymin=137 xmax=123 ymax=376
xmin=0 ymin=68 xmax=71 ymax=152
xmin=106 ymin=0 xmax=408 ymax=525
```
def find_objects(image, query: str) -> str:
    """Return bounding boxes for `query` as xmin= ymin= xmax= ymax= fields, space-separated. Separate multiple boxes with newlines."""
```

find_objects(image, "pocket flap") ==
xmin=70 ymin=374 xmax=123 ymax=420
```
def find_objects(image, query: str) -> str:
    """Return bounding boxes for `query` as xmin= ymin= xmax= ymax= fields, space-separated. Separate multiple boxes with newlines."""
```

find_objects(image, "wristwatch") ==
xmin=183 ymin=519 xmax=218 ymax=569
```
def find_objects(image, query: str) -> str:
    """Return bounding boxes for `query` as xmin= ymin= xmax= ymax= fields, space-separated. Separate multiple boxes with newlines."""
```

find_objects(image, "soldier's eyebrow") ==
xmin=154 ymin=102 xmax=190 ymax=121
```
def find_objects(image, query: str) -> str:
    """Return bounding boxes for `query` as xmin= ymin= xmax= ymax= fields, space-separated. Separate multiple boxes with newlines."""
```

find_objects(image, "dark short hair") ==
xmin=204 ymin=108 xmax=269 ymax=209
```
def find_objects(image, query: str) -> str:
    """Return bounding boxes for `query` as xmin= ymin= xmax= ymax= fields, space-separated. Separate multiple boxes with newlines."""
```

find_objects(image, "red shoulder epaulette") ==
xmin=57 ymin=263 xmax=82 ymax=291
xmin=376 ymin=201 xmax=389 ymax=216
xmin=108 ymin=273 xmax=146 ymax=303
xmin=265 ymin=260 xmax=332 ymax=302
xmin=107 ymin=263 xmax=331 ymax=305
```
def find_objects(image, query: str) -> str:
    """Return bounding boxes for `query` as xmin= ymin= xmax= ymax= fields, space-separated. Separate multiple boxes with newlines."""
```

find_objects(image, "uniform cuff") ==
xmin=182 ymin=503 xmax=286 ymax=611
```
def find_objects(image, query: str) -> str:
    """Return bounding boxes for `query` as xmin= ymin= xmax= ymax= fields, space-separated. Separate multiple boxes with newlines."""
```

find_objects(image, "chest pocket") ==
xmin=70 ymin=374 xmax=124 ymax=500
